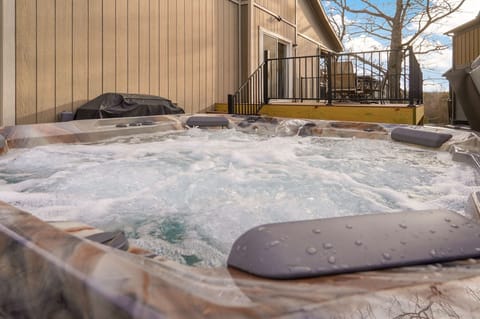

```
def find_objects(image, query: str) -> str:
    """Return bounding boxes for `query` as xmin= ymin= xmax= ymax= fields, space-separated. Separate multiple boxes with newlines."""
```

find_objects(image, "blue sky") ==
xmin=324 ymin=0 xmax=480 ymax=91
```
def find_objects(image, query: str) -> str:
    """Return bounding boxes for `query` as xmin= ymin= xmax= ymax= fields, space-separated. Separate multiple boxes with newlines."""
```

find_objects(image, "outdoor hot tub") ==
xmin=0 ymin=114 xmax=479 ymax=318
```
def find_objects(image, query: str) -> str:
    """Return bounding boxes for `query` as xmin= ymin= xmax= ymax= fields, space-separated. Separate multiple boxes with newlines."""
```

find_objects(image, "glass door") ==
xmin=262 ymin=33 xmax=290 ymax=100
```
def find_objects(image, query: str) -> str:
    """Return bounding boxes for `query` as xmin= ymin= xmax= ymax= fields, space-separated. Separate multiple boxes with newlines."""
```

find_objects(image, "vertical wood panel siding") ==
xmin=37 ymin=0 xmax=55 ymax=123
xmin=149 ymin=0 xmax=159 ymax=96
xmin=72 ymin=0 xmax=88 ymax=112
xmin=115 ymin=0 xmax=128 ymax=93
xmin=16 ymin=0 xmax=37 ymax=124
xmin=103 ymin=0 xmax=116 ymax=93
xmin=55 ymin=0 xmax=73 ymax=119
xmin=127 ymin=0 xmax=139 ymax=94
xmin=88 ymin=0 xmax=103 ymax=100
xmin=251 ymin=6 xmax=296 ymax=68
xmin=453 ymin=26 xmax=480 ymax=68
xmin=15 ymin=0 xmax=239 ymax=123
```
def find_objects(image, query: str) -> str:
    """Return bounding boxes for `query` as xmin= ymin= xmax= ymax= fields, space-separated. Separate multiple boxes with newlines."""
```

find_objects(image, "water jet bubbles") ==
xmin=306 ymin=247 xmax=318 ymax=255
xmin=475 ymin=248 xmax=480 ymax=252
xmin=323 ymin=243 xmax=333 ymax=250
xmin=327 ymin=256 xmax=336 ymax=264
xmin=257 ymin=226 xmax=266 ymax=231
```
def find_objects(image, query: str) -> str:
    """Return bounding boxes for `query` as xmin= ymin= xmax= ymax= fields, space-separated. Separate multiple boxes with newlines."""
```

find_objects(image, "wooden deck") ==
xmin=215 ymin=102 xmax=425 ymax=125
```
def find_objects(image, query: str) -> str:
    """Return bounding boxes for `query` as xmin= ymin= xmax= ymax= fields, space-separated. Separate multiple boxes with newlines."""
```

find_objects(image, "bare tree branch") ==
xmin=323 ymin=0 xmax=467 ymax=96
xmin=323 ymin=0 xmax=467 ymax=53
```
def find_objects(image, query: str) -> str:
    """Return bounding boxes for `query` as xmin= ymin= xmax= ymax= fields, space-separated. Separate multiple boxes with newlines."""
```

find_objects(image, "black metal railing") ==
xmin=227 ymin=52 xmax=268 ymax=115
xmin=228 ymin=47 xmax=423 ymax=115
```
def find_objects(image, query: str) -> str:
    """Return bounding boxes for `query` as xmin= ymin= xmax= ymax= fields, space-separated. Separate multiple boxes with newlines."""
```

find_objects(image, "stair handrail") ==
xmin=228 ymin=52 xmax=268 ymax=115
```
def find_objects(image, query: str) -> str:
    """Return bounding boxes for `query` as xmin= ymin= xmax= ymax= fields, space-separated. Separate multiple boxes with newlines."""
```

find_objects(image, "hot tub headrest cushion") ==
xmin=227 ymin=210 xmax=480 ymax=279
xmin=391 ymin=127 xmax=452 ymax=148
xmin=186 ymin=116 xmax=229 ymax=128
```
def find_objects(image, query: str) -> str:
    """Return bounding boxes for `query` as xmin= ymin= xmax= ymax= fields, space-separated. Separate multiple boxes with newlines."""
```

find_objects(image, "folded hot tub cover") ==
xmin=74 ymin=93 xmax=184 ymax=120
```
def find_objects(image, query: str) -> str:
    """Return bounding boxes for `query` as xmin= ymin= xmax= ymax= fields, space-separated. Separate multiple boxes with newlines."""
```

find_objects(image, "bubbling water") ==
xmin=0 ymin=128 xmax=477 ymax=267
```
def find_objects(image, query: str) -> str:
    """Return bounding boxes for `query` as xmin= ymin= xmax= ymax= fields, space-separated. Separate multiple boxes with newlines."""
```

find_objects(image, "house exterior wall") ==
xmin=0 ymin=0 xmax=16 ymax=127
xmin=248 ymin=1 xmax=296 ymax=71
xmin=13 ymin=0 xmax=239 ymax=125
xmin=296 ymin=0 xmax=337 ymax=52
xmin=254 ymin=0 xmax=296 ymax=23
xmin=243 ymin=0 xmax=341 ymax=75
xmin=449 ymin=17 xmax=479 ymax=124
xmin=452 ymin=25 xmax=480 ymax=69
xmin=8 ymin=0 xmax=341 ymax=125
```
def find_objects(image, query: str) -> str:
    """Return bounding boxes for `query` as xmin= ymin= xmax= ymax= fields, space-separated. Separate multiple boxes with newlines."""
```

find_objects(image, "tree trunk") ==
xmin=387 ymin=0 xmax=405 ymax=101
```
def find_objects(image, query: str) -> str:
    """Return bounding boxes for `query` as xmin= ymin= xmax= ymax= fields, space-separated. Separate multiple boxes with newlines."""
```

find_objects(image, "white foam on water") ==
xmin=0 ymin=128 xmax=478 ymax=267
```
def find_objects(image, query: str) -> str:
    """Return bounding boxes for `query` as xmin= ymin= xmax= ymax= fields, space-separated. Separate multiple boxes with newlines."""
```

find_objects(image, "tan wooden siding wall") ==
xmin=254 ymin=0 xmax=296 ymax=23
xmin=15 ymin=0 xmax=239 ymax=124
xmin=216 ymin=0 xmax=239 ymax=103
xmin=453 ymin=26 xmax=480 ymax=69
xmin=250 ymin=2 xmax=296 ymax=70
xmin=295 ymin=36 xmax=321 ymax=99
xmin=296 ymin=0 xmax=335 ymax=51
xmin=296 ymin=34 xmax=320 ymax=57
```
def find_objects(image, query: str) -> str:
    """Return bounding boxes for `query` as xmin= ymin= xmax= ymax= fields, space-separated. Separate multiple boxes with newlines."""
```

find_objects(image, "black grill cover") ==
xmin=74 ymin=93 xmax=184 ymax=120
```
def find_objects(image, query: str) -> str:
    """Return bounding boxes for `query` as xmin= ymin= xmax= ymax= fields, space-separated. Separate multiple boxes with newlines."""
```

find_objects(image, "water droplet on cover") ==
xmin=323 ymin=243 xmax=333 ymax=249
xmin=400 ymin=241 xmax=407 ymax=245
xmin=258 ymin=226 xmax=266 ymax=231
xmin=430 ymin=230 xmax=436 ymax=234
xmin=399 ymin=223 xmax=407 ymax=229
xmin=430 ymin=249 xmax=437 ymax=256
xmin=288 ymin=265 xmax=312 ymax=273
xmin=444 ymin=218 xmax=451 ymax=223
xmin=268 ymin=240 xmax=280 ymax=247
xmin=382 ymin=252 xmax=392 ymax=260
xmin=355 ymin=240 xmax=363 ymax=246
xmin=328 ymin=256 xmax=336 ymax=264
xmin=451 ymin=224 xmax=459 ymax=229
xmin=312 ymin=228 xmax=322 ymax=234
xmin=306 ymin=247 xmax=318 ymax=255
xmin=345 ymin=224 xmax=353 ymax=229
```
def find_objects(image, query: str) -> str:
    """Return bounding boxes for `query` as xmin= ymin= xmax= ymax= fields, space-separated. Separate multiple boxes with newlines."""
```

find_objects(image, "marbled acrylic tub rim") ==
xmin=1 ymin=114 xmax=480 ymax=319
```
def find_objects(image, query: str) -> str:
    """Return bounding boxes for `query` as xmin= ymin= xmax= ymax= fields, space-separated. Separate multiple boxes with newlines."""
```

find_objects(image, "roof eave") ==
xmin=310 ymin=0 xmax=344 ymax=52
xmin=445 ymin=15 xmax=480 ymax=35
